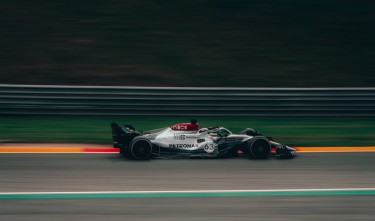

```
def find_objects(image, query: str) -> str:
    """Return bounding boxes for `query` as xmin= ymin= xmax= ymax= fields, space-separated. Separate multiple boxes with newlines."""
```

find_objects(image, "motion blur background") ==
xmin=1 ymin=1 xmax=375 ymax=221
xmin=1 ymin=0 xmax=375 ymax=146
xmin=1 ymin=0 xmax=374 ymax=87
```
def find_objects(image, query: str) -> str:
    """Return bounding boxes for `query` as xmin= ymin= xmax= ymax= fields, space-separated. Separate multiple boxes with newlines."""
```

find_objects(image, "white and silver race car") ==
xmin=111 ymin=120 xmax=296 ymax=160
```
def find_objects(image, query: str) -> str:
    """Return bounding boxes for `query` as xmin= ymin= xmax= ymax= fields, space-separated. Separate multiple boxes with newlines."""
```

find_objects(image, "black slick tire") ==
xmin=248 ymin=137 xmax=271 ymax=159
xmin=129 ymin=137 xmax=153 ymax=160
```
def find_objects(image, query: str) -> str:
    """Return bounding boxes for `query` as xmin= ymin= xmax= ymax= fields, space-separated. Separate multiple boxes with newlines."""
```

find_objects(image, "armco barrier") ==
xmin=0 ymin=84 xmax=374 ymax=116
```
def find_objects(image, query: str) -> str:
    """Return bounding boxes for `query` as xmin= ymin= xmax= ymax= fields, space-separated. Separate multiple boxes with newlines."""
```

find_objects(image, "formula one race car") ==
xmin=111 ymin=120 xmax=296 ymax=160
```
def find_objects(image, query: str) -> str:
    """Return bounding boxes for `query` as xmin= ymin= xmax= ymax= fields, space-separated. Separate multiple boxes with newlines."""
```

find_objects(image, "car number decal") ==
xmin=204 ymin=143 xmax=215 ymax=153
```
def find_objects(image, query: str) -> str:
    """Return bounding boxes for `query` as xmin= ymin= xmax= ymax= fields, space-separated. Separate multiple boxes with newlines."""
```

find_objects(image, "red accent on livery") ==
xmin=171 ymin=122 xmax=199 ymax=131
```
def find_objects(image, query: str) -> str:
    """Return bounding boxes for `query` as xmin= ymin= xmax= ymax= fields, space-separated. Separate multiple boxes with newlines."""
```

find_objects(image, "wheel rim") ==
xmin=250 ymin=139 xmax=270 ymax=159
xmin=132 ymin=140 xmax=152 ymax=160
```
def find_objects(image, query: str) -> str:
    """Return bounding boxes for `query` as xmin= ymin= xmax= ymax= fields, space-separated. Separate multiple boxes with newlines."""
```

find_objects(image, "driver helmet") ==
xmin=198 ymin=128 xmax=209 ymax=133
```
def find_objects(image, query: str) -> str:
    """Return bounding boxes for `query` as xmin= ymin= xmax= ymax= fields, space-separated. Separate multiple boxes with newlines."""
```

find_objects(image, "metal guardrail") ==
xmin=1 ymin=84 xmax=375 ymax=116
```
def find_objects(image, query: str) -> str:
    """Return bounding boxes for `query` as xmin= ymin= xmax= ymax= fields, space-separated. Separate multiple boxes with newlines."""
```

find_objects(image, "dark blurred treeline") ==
xmin=0 ymin=0 xmax=374 ymax=87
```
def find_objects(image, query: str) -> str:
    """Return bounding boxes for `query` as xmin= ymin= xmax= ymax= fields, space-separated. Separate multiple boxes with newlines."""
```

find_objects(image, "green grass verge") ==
xmin=1 ymin=116 xmax=375 ymax=146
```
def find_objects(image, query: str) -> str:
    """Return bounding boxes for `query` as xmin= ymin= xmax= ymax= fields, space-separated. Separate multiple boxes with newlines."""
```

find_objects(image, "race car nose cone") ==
xmin=286 ymin=146 xmax=297 ymax=156
xmin=275 ymin=145 xmax=296 ymax=158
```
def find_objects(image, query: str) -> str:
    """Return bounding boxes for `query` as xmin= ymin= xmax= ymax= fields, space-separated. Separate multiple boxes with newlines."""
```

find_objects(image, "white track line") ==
xmin=2 ymin=188 xmax=375 ymax=195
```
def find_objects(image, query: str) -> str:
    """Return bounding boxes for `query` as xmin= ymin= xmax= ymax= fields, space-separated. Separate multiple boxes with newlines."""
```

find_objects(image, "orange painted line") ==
xmin=83 ymin=147 xmax=119 ymax=153
xmin=295 ymin=146 xmax=375 ymax=152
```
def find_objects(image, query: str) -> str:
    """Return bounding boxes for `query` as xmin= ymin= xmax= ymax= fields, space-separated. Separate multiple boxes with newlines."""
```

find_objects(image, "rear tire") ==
xmin=248 ymin=137 xmax=271 ymax=159
xmin=129 ymin=137 xmax=153 ymax=160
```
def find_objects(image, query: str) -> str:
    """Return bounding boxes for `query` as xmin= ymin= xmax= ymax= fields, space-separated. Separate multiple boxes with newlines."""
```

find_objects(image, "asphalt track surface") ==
xmin=1 ymin=152 xmax=375 ymax=220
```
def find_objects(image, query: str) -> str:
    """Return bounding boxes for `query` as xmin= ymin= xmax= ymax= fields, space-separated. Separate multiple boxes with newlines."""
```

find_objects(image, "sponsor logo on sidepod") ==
xmin=169 ymin=144 xmax=199 ymax=149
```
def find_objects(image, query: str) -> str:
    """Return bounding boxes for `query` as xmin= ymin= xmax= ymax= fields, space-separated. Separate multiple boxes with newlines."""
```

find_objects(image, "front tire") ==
xmin=248 ymin=137 xmax=271 ymax=159
xmin=129 ymin=137 xmax=153 ymax=160
xmin=241 ymin=128 xmax=259 ymax=136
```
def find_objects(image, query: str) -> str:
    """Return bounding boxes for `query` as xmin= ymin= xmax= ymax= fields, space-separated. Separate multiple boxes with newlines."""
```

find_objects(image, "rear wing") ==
xmin=111 ymin=123 xmax=140 ymax=148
